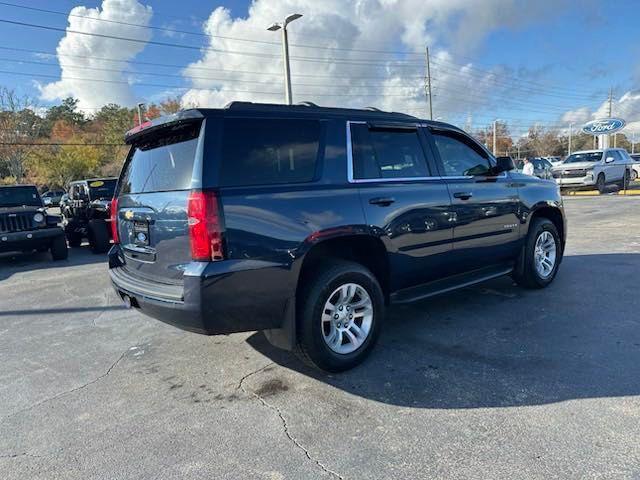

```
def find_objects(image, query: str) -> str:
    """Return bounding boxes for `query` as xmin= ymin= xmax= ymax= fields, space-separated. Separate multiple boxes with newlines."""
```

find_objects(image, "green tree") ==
xmin=29 ymin=141 xmax=100 ymax=188
xmin=44 ymin=97 xmax=86 ymax=133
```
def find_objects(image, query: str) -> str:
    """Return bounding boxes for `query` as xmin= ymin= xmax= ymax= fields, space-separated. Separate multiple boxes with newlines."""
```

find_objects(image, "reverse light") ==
xmin=110 ymin=197 xmax=119 ymax=244
xmin=187 ymin=190 xmax=224 ymax=262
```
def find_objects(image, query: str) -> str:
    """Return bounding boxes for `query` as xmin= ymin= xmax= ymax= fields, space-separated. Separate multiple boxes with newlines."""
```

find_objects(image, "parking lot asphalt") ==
xmin=1 ymin=196 xmax=639 ymax=479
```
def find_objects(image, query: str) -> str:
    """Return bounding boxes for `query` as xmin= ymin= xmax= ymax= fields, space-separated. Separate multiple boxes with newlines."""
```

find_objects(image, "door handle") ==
xmin=453 ymin=192 xmax=473 ymax=200
xmin=369 ymin=196 xmax=395 ymax=206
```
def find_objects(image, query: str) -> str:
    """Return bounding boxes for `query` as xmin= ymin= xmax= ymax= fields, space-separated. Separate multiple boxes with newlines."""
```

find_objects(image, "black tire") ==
xmin=618 ymin=170 xmax=630 ymax=190
xmin=65 ymin=222 xmax=82 ymax=247
xmin=596 ymin=173 xmax=606 ymax=193
xmin=631 ymin=169 xmax=638 ymax=182
xmin=513 ymin=217 xmax=562 ymax=289
xmin=295 ymin=260 xmax=384 ymax=372
xmin=50 ymin=235 xmax=68 ymax=261
xmin=88 ymin=219 xmax=110 ymax=254
xmin=37 ymin=245 xmax=49 ymax=253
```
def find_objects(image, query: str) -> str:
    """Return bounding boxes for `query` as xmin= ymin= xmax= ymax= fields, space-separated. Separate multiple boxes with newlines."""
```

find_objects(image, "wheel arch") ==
xmin=295 ymin=233 xmax=391 ymax=304
xmin=528 ymin=205 xmax=566 ymax=249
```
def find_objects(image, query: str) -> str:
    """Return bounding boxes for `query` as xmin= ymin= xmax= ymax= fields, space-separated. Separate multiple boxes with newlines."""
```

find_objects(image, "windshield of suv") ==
xmin=0 ymin=186 xmax=42 ymax=207
xmin=564 ymin=152 xmax=602 ymax=163
xmin=88 ymin=179 xmax=117 ymax=200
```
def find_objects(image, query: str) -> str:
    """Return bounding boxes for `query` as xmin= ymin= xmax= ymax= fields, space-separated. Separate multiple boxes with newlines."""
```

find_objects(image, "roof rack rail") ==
xmin=364 ymin=106 xmax=385 ymax=112
xmin=224 ymin=101 xmax=254 ymax=109
xmin=296 ymin=101 xmax=318 ymax=107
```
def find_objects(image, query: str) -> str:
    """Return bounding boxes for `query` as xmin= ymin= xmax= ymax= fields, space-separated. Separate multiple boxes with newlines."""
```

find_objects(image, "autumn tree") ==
xmin=474 ymin=121 xmax=513 ymax=156
xmin=0 ymin=88 xmax=44 ymax=182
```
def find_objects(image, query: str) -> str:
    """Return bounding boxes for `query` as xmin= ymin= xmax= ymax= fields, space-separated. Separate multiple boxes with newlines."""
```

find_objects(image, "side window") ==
xmin=432 ymin=130 xmax=491 ymax=176
xmin=220 ymin=118 xmax=321 ymax=187
xmin=350 ymin=124 xmax=430 ymax=180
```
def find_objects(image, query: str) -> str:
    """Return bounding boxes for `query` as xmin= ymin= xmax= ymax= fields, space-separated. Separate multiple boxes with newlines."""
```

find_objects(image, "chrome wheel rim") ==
xmin=321 ymin=283 xmax=373 ymax=355
xmin=534 ymin=231 xmax=557 ymax=279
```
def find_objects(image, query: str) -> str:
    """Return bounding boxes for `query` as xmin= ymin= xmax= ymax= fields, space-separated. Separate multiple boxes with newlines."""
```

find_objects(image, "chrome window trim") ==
xmin=346 ymin=120 xmax=507 ymax=182
xmin=346 ymin=120 xmax=440 ymax=183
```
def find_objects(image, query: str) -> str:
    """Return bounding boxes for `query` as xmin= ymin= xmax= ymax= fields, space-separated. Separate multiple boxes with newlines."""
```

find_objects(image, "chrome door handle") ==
xmin=453 ymin=192 xmax=473 ymax=200
xmin=369 ymin=197 xmax=395 ymax=206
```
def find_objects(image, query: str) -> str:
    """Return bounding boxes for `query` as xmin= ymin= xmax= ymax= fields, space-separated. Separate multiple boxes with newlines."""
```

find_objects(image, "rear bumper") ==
xmin=0 ymin=227 xmax=64 ymax=253
xmin=108 ymin=246 xmax=296 ymax=341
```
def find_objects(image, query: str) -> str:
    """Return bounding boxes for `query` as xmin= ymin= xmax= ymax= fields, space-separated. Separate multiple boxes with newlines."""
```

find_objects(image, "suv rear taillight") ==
xmin=110 ymin=197 xmax=119 ymax=244
xmin=187 ymin=190 xmax=224 ymax=262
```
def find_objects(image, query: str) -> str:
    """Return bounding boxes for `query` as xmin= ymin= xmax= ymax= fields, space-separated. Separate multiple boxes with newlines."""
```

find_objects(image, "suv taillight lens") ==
xmin=110 ymin=197 xmax=119 ymax=244
xmin=188 ymin=190 xmax=224 ymax=262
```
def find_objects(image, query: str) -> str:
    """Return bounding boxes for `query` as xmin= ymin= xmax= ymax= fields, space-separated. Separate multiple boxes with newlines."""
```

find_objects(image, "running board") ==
xmin=390 ymin=264 xmax=514 ymax=304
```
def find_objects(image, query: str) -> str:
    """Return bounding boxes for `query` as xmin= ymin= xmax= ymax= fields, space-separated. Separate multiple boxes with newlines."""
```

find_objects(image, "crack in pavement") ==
xmin=238 ymin=364 xmax=345 ymax=480
xmin=1 ymin=349 xmax=127 ymax=423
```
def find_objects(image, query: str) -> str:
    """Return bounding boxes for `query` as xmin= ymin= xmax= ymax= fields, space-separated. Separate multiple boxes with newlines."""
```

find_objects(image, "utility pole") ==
xmin=568 ymin=123 xmax=573 ymax=155
xmin=493 ymin=119 xmax=497 ymax=156
xmin=517 ymin=144 xmax=521 ymax=161
xmin=633 ymin=133 xmax=636 ymax=154
xmin=425 ymin=46 xmax=433 ymax=120
xmin=608 ymin=87 xmax=613 ymax=117
xmin=267 ymin=13 xmax=302 ymax=105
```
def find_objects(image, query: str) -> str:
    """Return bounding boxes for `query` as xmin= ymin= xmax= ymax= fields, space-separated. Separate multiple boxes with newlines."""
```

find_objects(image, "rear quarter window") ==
xmin=220 ymin=118 xmax=321 ymax=187
xmin=120 ymin=122 xmax=201 ymax=194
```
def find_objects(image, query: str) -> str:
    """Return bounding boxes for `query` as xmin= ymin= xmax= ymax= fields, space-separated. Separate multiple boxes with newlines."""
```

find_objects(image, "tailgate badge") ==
xmin=124 ymin=210 xmax=134 ymax=220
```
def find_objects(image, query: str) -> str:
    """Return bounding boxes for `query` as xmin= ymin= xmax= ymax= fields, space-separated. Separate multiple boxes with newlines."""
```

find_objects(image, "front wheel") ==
xmin=513 ymin=218 xmax=562 ymax=289
xmin=295 ymin=260 xmax=384 ymax=372
xmin=50 ymin=235 xmax=68 ymax=261
xmin=596 ymin=173 xmax=606 ymax=193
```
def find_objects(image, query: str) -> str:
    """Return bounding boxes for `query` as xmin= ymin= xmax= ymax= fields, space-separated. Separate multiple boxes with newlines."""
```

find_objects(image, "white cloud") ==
xmin=38 ymin=0 xmax=153 ymax=111
xmin=180 ymin=0 xmax=563 ymax=120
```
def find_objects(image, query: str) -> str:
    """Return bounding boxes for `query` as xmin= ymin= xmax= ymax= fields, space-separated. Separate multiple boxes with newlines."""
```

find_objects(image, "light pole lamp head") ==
xmin=284 ymin=13 xmax=303 ymax=27
xmin=267 ymin=22 xmax=282 ymax=31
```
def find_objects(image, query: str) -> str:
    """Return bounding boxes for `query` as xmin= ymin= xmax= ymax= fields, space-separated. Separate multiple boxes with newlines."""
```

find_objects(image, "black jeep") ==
xmin=0 ymin=184 xmax=68 ymax=260
xmin=61 ymin=178 xmax=117 ymax=254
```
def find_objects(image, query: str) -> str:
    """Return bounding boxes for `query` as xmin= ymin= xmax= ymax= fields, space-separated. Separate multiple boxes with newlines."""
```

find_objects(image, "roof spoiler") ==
xmin=124 ymin=109 xmax=204 ymax=144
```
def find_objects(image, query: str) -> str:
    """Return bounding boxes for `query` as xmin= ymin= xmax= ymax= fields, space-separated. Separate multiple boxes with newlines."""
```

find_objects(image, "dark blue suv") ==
xmin=109 ymin=102 xmax=566 ymax=372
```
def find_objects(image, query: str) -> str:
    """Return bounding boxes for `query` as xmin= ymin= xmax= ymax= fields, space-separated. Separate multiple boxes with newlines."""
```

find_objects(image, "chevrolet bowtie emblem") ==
xmin=124 ymin=210 xmax=134 ymax=220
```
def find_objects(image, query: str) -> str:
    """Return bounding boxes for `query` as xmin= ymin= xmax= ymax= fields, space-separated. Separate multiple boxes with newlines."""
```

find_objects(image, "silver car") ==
xmin=552 ymin=149 xmax=632 ymax=192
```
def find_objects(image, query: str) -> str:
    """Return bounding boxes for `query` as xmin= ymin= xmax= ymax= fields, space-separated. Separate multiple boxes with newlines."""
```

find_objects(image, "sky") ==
xmin=0 ymin=0 xmax=639 ymax=139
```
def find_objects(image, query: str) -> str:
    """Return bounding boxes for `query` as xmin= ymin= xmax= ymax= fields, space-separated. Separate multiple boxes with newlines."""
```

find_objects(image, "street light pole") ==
xmin=493 ymin=119 xmax=497 ymax=156
xmin=268 ymin=13 xmax=302 ymax=105
xmin=568 ymin=122 xmax=573 ymax=155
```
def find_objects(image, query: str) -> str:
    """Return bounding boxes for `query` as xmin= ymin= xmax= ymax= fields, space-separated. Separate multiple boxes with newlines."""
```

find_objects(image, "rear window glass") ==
xmin=120 ymin=122 xmax=201 ymax=194
xmin=220 ymin=118 xmax=321 ymax=186
xmin=88 ymin=179 xmax=117 ymax=200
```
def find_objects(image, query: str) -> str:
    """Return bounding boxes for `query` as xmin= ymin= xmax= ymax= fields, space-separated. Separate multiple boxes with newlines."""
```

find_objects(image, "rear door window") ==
xmin=120 ymin=122 xmax=201 ymax=194
xmin=220 ymin=118 xmax=321 ymax=187
xmin=350 ymin=124 xmax=430 ymax=180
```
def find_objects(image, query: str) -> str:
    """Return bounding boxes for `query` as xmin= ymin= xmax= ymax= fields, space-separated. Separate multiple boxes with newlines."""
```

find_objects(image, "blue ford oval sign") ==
xmin=582 ymin=118 xmax=626 ymax=135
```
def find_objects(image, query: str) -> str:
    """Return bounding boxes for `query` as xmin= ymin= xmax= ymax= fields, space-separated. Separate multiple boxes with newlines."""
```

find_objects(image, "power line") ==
xmin=0 ymin=69 xmax=424 ymax=98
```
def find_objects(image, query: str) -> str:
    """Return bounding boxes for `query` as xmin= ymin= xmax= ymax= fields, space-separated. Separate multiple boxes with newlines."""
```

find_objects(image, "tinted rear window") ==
xmin=120 ymin=122 xmax=201 ymax=194
xmin=220 ymin=118 xmax=321 ymax=187
xmin=88 ymin=179 xmax=117 ymax=199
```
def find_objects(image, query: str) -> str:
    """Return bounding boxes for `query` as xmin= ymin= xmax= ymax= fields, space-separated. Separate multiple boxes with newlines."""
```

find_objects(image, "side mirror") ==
xmin=494 ymin=156 xmax=515 ymax=174
xmin=605 ymin=156 xmax=615 ymax=163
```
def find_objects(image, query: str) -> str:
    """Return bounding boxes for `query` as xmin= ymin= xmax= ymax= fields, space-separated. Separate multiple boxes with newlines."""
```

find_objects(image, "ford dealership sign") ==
xmin=582 ymin=118 xmax=626 ymax=135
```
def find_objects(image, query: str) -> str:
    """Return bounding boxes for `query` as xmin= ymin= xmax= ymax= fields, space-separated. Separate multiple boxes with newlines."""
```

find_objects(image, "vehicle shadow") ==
xmin=0 ymin=246 xmax=106 ymax=282
xmin=247 ymin=253 xmax=640 ymax=409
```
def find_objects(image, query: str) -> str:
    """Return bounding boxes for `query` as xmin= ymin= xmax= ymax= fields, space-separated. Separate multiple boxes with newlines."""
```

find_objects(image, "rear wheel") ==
xmin=596 ymin=173 xmax=606 ymax=193
xmin=513 ymin=218 xmax=562 ymax=289
xmin=88 ymin=219 xmax=110 ymax=254
xmin=295 ymin=260 xmax=384 ymax=372
xmin=50 ymin=235 xmax=68 ymax=261
xmin=631 ymin=169 xmax=638 ymax=181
